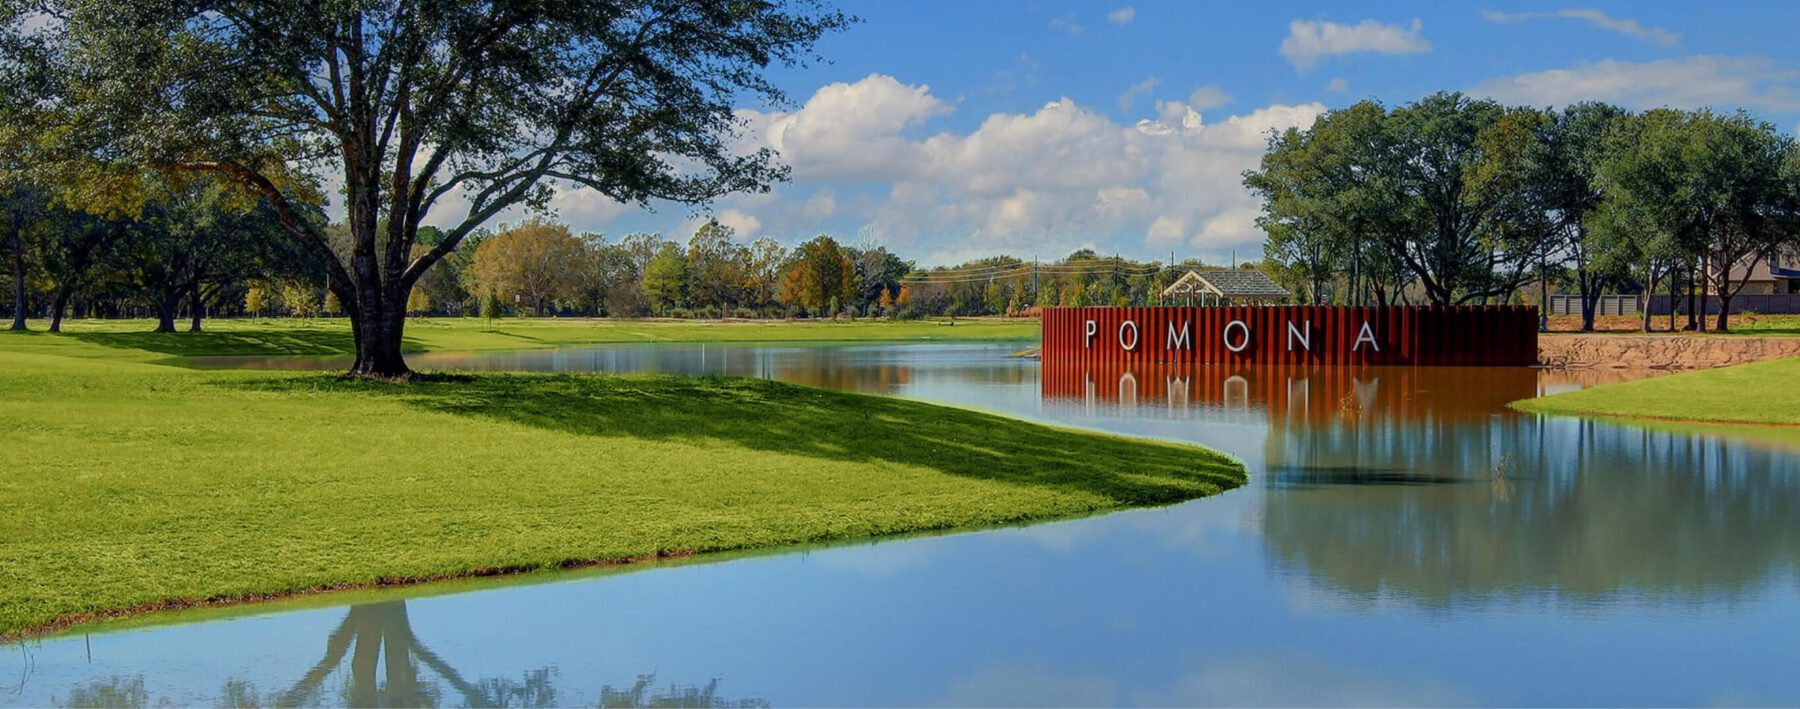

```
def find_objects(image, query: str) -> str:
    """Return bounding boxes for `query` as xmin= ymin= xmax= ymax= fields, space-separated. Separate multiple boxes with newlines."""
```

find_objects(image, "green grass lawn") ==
xmin=41 ymin=316 xmax=1038 ymax=361
xmin=0 ymin=330 xmax=1242 ymax=639
xmin=1512 ymin=356 xmax=1800 ymax=426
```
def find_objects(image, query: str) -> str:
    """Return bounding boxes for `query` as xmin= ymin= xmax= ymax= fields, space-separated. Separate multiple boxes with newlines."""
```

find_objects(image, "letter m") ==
xmin=1167 ymin=320 xmax=1192 ymax=350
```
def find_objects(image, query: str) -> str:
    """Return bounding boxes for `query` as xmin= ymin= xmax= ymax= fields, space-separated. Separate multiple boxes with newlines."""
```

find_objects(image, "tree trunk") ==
xmin=154 ymin=291 xmax=180 ymax=333
xmin=49 ymin=287 xmax=71 ymax=333
xmin=188 ymin=284 xmax=204 ymax=332
xmin=1697 ymin=253 xmax=1709 ymax=332
xmin=1577 ymin=269 xmax=1599 ymax=332
xmin=1668 ymin=267 xmax=1678 ymax=333
xmin=1716 ymin=295 xmax=1732 ymax=331
xmin=8 ymin=228 xmax=25 ymax=331
xmin=347 ymin=292 xmax=410 ymax=378
xmin=1685 ymin=260 xmax=1698 ymax=331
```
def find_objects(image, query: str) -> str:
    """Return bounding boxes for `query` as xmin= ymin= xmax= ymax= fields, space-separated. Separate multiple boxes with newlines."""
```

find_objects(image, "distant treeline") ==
xmin=3 ymin=175 xmax=1259 ymax=327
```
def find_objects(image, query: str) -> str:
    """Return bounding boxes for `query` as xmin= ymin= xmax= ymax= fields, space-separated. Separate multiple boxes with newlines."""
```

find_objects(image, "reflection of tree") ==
xmin=597 ymin=675 xmax=769 ymax=709
xmin=1046 ymin=361 xmax=1800 ymax=604
xmin=276 ymin=601 xmax=553 ymax=708
xmin=1263 ymin=409 xmax=1800 ymax=605
xmin=54 ymin=601 xmax=766 ymax=708
xmin=57 ymin=675 xmax=147 ymax=708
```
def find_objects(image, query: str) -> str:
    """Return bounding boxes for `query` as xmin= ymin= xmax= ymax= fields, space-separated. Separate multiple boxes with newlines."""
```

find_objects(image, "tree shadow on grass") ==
xmin=239 ymin=373 xmax=1246 ymax=506
xmin=67 ymin=328 xmax=408 ymax=359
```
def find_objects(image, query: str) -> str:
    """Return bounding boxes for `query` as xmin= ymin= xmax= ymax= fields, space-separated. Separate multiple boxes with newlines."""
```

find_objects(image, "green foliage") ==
xmin=642 ymin=242 xmax=689 ymax=315
xmin=481 ymin=288 xmax=506 ymax=323
xmin=779 ymin=235 xmax=856 ymax=314
xmin=466 ymin=218 xmax=587 ymax=316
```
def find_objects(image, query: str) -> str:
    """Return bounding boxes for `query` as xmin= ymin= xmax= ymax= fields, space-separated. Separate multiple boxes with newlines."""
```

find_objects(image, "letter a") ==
xmin=1353 ymin=321 xmax=1380 ymax=352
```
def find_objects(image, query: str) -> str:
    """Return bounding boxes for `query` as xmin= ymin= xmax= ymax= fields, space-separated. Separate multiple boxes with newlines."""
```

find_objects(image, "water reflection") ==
xmin=42 ymin=601 xmax=763 ymax=708
xmin=1044 ymin=360 xmax=1800 ymax=605
xmin=12 ymin=344 xmax=1800 ymax=706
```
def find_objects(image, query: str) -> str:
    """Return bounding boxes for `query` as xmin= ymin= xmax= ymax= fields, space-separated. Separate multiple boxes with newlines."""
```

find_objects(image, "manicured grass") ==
xmin=42 ymin=316 xmax=1037 ymax=361
xmin=1512 ymin=356 xmax=1800 ymax=426
xmin=0 ymin=334 xmax=1243 ymax=638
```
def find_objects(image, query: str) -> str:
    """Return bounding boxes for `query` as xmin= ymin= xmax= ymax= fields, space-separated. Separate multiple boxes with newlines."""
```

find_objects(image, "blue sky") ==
xmin=468 ymin=1 xmax=1800 ymax=266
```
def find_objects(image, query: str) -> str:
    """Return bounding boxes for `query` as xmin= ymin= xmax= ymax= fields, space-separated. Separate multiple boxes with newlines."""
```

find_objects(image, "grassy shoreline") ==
xmin=1511 ymin=356 xmax=1800 ymax=426
xmin=0 ymin=326 xmax=1241 ymax=639
xmin=34 ymin=316 xmax=1039 ymax=363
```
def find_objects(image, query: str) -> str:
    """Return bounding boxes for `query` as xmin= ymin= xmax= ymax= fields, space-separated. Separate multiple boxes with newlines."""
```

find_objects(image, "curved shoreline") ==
xmin=0 ymin=330 xmax=1245 ymax=641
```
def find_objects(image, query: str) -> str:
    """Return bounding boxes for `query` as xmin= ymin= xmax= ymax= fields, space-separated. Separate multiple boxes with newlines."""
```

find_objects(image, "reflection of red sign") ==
xmin=1041 ymin=305 xmax=1537 ymax=367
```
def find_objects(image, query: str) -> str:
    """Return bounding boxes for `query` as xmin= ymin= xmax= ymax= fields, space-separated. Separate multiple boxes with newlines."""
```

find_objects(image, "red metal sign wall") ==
xmin=1040 ymin=305 xmax=1538 ymax=367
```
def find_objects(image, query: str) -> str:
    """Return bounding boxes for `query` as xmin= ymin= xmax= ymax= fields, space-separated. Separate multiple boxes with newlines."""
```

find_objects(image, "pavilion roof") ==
xmin=1161 ymin=269 xmax=1290 ymax=300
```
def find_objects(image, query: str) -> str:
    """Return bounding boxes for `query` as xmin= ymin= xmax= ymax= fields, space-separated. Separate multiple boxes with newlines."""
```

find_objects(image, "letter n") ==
xmin=1286 ymin=320 xmax=1311 ymax=352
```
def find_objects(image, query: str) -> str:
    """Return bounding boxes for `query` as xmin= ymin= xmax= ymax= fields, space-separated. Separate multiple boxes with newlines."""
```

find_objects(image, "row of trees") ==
xmin=1246 ymin=93 xmax=1800 ymax=330
xmin=374 ymin=217 xmax=1236 ymax=320
xmin=2 ymin=175 xmax=323 ymax=332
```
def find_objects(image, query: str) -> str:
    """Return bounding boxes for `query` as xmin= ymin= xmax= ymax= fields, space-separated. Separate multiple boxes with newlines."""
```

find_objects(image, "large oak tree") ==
xmin=7 ymin=0 xmax=849 ymax=375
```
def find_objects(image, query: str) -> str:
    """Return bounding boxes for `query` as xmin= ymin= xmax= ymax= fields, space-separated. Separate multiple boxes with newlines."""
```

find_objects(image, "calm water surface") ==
xmin=8 ymin=343 xmax=1800 ymax=707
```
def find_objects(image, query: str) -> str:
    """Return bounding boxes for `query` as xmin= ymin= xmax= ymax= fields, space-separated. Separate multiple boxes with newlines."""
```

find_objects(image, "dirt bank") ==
xmin=1540 ymin=334 xmax=1800 ymax=370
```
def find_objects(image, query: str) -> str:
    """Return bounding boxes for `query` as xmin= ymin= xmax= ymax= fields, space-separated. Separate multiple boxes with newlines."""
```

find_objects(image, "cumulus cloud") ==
xmin=547 ymin=74 xmax=1323 ymax=263
xmin=1184 ymin=85 xmax=1232 ymax=110
xmin=743 ymin=73 xmax=950 ymax=181
xmin=1279 ymin=18 xmax=1431 ymax=71
xmin=1468 ymin=55 xmax=1800 ymax=113
xmin=1107 ymin=6 xmax=1136 ymax=25
xmin=1481 ymin=8 xmax=1679 ymax=47
xmin=1117 ymin=76 xmax=1161 ymax=110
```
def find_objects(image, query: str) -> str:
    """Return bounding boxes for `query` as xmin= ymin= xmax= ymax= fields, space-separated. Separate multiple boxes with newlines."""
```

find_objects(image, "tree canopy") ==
xmin=8 ymin=0 xmax=851 ymax=374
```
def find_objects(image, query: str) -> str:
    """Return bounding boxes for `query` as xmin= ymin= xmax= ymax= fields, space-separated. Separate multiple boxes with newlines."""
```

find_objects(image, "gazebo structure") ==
xmin=1161 ymin=269 xmax=1290 ymax=306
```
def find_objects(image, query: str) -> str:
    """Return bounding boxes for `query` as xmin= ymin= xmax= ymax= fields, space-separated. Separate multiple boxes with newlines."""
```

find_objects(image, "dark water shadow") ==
xmin=231 ymin=373 xmax=1246 ymax=506
xmin=1266 ymin=464 xmax=1475 ymax=488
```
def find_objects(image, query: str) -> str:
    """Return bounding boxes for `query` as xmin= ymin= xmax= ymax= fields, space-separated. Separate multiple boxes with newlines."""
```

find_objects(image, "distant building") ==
xmin=1727 ymin=253 xmax=1800 ymax=295
xmin=1160 ymin=269 xmax=1290 ymax=306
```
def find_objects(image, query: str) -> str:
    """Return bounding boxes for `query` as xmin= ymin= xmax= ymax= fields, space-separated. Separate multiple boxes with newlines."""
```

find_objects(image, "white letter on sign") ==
xmin=1223 ymin=320 xmax=1250 ymax=353
xmin=1167 ymin=320 xmax=1192 ymax=350
xmin=1287 ymin=320 xmax=1312 ymax=352
xmin=1119 ymin=320 xmax=1140 ymax=350
xmin=1353 ymin=321 xmax=1381 ymax=352
xmin=1084 ymin=320 xmax=1098 ymax=348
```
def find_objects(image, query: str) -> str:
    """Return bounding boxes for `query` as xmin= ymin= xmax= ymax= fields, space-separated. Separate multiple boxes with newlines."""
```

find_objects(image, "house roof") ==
xmin=1162 ymin=269 xmax=1290 ymax=300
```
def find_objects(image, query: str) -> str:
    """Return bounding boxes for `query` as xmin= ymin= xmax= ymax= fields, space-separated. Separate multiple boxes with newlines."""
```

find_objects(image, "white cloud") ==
xmin=1117 ymin=76 xmax=1161 ymax=110
xmin=565 ymin=74 xmax=1324 ymax=265
xmin=1468 ymin=55 xmax=1800 ymax=113
xmin=745 ymin=73 xmax=950 ymax=181
xmin=1481 ymin=8 xmax=1679 ymax=47
xmin=1279 ymin=18 xmax=1431 ymax=72
xmin=1048 ymin=15 xmax=1084 ymax=36
xmin=1327 ymin=77 xmax=1350 ymax=93
xmin=549 ymin=187 xmax=633 ymax=229
xmin=1185 ymin=85 xmax=1232 ymax=110
xmin=1107 ymin=6 xmax=1137 ymax=25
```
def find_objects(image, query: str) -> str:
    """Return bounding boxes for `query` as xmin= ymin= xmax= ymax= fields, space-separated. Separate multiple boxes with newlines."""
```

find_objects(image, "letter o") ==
xmin=1118 ymin=320 xmax=1140 ymax=351
xmin=1223 ymin=320 xmax=1250 ymax=353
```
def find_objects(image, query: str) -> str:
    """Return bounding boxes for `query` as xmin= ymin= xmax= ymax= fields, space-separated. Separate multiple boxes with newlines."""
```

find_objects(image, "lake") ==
xmin=7 ymin=343 xmax=1798 ymax=707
